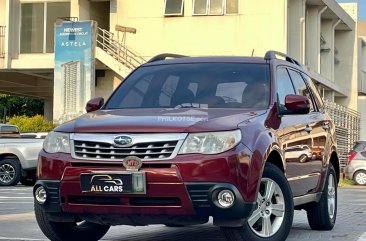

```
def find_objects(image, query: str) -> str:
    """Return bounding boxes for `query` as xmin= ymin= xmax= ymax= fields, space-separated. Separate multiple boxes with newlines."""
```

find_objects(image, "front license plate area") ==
xmin=80 ymin=172 xmax=146 ymax=194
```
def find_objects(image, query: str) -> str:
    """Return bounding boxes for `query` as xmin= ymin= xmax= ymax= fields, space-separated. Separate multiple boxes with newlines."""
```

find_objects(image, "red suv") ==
xmin=34 ymin=51 xmax=339 ymax=241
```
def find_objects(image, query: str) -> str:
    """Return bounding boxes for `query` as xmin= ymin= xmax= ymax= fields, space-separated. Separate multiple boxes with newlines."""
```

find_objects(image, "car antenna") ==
xmin=251 ymin=49 xmax=255 ymax=57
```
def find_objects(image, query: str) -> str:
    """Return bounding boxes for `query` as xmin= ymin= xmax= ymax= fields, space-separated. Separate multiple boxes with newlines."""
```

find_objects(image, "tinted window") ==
xmin=301 ymin=73 xmax=324 ymax=111
xmin=353 ymin=142 xmax=366 ymax=152
xmin=1 ymin=126 xmax=18 ymax=133
xmin=276 ymin=68 xmax=295 ymax=105
xmin=106 ymin=63 xmax=270 ymax=109
xmin=288 ymin=70 xmax=314 ymax=112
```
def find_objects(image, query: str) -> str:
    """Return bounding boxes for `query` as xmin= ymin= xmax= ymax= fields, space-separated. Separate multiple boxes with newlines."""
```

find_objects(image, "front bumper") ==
xmin=35 ymin=145 xmax=258 ymax=225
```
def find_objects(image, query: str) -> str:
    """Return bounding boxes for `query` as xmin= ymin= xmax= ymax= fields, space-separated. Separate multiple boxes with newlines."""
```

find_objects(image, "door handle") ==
xmin=304 ymin=126 xmax=312 ymax=133
xmin=323 ymin=122 xmax=329 ymax=131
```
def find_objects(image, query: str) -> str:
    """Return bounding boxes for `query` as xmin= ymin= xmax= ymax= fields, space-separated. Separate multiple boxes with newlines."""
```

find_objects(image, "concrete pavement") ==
xmin=0 ymin=186 xmax=365 ymax=241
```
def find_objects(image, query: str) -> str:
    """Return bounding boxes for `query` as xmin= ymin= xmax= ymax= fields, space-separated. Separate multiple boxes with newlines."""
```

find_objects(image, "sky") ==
xmin=337 ymin=0 xmax=366 ymax=20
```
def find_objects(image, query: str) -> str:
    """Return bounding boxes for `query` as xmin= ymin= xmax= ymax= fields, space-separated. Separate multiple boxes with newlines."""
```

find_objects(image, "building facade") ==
xmin=0 ymin=0 xmax=362 ymax=129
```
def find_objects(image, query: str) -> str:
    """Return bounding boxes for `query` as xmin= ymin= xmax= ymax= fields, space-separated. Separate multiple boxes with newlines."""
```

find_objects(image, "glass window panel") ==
xmin=288 ymin=70 xmax=315 ymax=112
xmin=276 ymin=68 xmax=295 ymax=105
xmin=209 ymin=0 xmax=223 ymax=15
xmin=165 ymin=0 xmax=184 ymax=15
xmin=46 ymin=2 xmax=70 ymax=53
xmin=193 ymin=0 xmax=208 ymax=15
xmin=226 ymin=0 xmax=238 ymax=14
xmin=20 ymin=3 xmax=44 ymax=53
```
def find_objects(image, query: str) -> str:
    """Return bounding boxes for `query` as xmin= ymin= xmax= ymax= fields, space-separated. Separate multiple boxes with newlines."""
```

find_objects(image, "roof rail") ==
xmin=264 ymin=50 xmax=301 ymax=66
xmin=148 ymin=53 xmax=188 ymax=63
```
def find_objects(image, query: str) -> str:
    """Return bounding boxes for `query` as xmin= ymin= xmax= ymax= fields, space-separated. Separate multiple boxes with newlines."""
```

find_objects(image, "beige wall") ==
xmin=358 ymin=96 xmax=366 ymax=140
xmin=112 ymin=0 xmax=287 ymax=58
xmin=334 ymin=29 xmax=358 ymax=110
xmin=0 ymin=0 xmax=5 ymax=26
xmin=95 ymin=70 xmax=122 ymax=100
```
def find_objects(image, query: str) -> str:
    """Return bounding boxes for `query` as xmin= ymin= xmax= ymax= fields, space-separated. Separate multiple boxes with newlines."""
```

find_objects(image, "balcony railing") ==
xmin=0 ymin=26 xmax=5 ymax=58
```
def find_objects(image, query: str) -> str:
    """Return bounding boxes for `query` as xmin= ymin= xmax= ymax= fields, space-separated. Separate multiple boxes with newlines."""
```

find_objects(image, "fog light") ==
xmin=217 ymin=189 xmax=235 ymax=208
xmin=35 ymin=186 xmax=47 ymax=204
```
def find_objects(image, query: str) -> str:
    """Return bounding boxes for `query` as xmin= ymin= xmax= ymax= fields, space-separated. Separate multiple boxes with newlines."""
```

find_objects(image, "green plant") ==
xmin=338 ymin=178 xmax=356 ymax=187
xmin=7 ymin=115 xmax=55 ymax=132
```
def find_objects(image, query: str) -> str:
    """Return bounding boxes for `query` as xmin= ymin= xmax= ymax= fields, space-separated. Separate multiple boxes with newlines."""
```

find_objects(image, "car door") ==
xmin=287 ymin=69 xmax=326 ymax=194
xmin=275 ymin=67 xmax=315 ymax=197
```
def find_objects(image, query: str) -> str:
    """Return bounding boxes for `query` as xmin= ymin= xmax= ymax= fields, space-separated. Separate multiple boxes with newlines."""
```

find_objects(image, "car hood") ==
xmin=55 ymin=108 xmax=267 ymax=133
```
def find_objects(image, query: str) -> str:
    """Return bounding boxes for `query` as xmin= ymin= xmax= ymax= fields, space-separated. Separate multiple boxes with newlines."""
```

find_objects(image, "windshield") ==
xmin=105 ymin=63 xmax=270 ymax=109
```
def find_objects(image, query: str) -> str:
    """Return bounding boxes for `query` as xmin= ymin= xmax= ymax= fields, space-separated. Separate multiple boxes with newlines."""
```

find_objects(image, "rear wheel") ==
xmin=0 ymin=159 xmax=21 ymax=186
xmin=353 ymin=170 xmax=366 ymax=185
xmin=221 ymin=163 xmax=293 ymax=241
xmin=306 ymin=164 xmax=337 ymax=230
xmin=35 ymin=201 xmax=110 ymax=241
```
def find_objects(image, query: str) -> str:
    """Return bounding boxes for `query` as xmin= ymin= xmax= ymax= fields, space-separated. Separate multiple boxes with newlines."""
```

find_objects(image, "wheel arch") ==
xmin=329 ymin=151 xmax=340 ymax=183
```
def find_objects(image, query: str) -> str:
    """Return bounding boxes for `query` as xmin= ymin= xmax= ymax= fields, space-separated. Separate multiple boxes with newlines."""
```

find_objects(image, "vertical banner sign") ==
xmin=53 ymin=21 xmax=97 ymax=124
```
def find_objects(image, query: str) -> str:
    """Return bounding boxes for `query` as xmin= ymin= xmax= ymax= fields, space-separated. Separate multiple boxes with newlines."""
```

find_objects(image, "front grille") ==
xmin=186 ymin=184 xmax=214 ymax=208
xmin=71 ymin=133 xmax=187 ymax=161
xmin=74 ymin=140 xmax=178 ymax=160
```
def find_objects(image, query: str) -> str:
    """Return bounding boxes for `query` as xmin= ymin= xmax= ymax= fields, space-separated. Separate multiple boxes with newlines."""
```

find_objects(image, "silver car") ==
xmin=345 ymin=141 xmax=366 ymax=185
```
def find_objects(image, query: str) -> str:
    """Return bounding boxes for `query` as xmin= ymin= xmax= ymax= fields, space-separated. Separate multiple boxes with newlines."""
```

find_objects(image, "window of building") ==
xmin=164 ymin=0 xmax=184 ymax=16
xmin=193 ymin=0 xmax=208 ymax=15
xmin=226 ymin=0 xmax=238 ymax=14
xmin=20 ymin=2 xmax=70 ymax=53
xmin=193 ymin=0 xmax=238 ymax=16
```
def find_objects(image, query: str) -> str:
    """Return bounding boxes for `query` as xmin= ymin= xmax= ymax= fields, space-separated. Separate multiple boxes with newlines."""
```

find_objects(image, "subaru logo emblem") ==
xmin=114 ymin=136 xmax=133 ymax=146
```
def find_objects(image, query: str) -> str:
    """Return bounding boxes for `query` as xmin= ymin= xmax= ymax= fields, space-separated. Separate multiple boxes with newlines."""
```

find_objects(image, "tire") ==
xmin=306 ymin=163 xmax=337 ymax=230
xmin=0 ymin=159 xmax=22 ymax=186
xmin=353 ymin=170 xmax=366 ymax=185
xmin=221 ymin=163 xmax=294 ymax=241
xmin=35 ymin=201 xmax=110 ymax=241
xmin=21 ymin=176 xmax=37 ymax=186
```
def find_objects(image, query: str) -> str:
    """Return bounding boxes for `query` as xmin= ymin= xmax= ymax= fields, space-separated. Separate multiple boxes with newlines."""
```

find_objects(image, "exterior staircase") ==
xmin=96 ymin=27 xmax=146 ymax=78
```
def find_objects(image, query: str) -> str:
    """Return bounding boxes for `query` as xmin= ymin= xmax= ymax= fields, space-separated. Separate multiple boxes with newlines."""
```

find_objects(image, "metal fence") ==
xmin=0 ymin=26 xmax=5 ymax=58
xmin=324 ymin=100 xmax=361 ymax=167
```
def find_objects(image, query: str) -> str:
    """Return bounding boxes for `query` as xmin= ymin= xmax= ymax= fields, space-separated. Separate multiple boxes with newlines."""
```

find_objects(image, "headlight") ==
xmin=43 ymin=131 xmax=71 ymax=154
xmin=179 ymin=130 xmax=241 ymax=154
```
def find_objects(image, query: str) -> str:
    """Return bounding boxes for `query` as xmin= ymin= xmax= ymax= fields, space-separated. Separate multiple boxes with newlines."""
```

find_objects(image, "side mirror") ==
xmin=85 ymin=97 xmax=104 ymax=113
xmin=279 ymin=94 xmax=310 ymax=115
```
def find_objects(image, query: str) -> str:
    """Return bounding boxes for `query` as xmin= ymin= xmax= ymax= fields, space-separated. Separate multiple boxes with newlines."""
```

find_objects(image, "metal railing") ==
xmin=96 ymin=27 xmax=146 ymax=70
xmin=324 ymin=100 xmax=361 ymax=167
xmin=0 ymin=26 xmax=5 ymax=58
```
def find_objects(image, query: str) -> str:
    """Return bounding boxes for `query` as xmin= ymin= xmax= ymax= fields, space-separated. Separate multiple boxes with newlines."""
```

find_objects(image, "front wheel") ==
xmin=35 ymin=201 xmax=110 ymax=241
xmin=306 ymin=164 xmax=337 ymax=230
xmin=221 ymin=163 xmax=294 ymax=241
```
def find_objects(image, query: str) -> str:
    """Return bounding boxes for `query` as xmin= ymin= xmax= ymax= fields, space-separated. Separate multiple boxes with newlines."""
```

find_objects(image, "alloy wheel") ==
xmin=248 ymin=178 xmax=285 ymax=237
xmin=355 ymin=172 xmax=366 ymax=185
xmin=0 ymin=163 xmax=16 ymax=184
xmin=327 ymin=173 xmax=336 ymax=219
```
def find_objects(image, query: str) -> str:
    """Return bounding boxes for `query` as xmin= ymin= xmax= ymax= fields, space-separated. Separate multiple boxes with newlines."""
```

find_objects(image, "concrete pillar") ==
xmin=359 ymin=96 xmax=366 ymax=140
xmin=43 ymin=98 xmax=53 ymax=121
xmin=305 ymin=5 xmax=327 ymax=73
xmin=334 ymin=29 xmax=358 ymax=109
xmin=287 ymin=0 xmax=306 ymax=63
xmin=320 ymin=20 xmax=332 ymax=80
xmin=70 ymin=0 xmax=90 ymax=20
